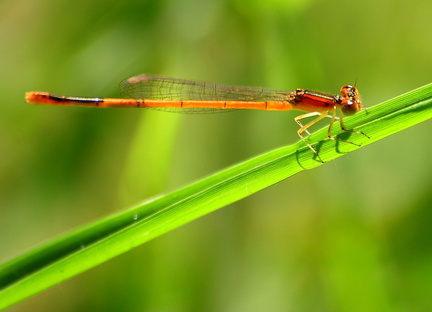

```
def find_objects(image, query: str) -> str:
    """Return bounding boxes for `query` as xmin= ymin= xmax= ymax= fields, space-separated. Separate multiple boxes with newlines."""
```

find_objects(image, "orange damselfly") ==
xmin=26 ymin=74 xmax=368 ymax=162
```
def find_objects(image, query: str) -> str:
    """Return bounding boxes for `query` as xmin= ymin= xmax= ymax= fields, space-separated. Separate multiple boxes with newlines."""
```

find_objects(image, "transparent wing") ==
xmin=120 ymin=74 xmax=290 ymax=101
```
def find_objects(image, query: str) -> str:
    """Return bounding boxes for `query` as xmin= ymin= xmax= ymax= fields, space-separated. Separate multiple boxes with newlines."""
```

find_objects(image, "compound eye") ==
xmin=340 ymin=85 xmax=362 ymax=115
xmin=342 ymin=102 xmax=357 ymax=115
xmin=340 ymin=85 xmax=355 ymax=97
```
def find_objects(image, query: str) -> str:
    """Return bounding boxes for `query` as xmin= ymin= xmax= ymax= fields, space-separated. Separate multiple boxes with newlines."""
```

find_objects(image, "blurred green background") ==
xmin=2 ymin=0 xmax=432 ymax=310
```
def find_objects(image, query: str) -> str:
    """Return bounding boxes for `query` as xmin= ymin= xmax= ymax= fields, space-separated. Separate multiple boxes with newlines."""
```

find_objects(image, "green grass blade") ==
xmin=1 ymin=83 xmax=431 ymax=310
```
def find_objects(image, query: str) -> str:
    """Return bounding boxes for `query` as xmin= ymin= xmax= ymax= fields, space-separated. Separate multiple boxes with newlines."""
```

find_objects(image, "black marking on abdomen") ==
xmin=50 ymin=94 xmax=103 ymax=104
